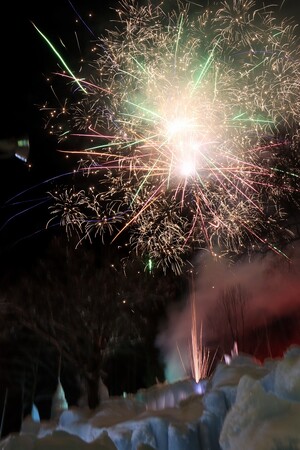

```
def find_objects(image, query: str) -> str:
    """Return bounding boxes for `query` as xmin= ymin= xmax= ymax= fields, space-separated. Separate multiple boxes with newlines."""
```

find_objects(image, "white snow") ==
xmin=1 ymin=346 xmax=300 ymax=449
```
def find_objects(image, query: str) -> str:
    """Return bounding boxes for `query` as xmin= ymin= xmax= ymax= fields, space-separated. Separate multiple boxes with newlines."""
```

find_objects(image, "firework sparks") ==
xmin=189 ymin=291 xmax=211 ymax=383
xmin=42 ymin=0 xmax=300 ymax=273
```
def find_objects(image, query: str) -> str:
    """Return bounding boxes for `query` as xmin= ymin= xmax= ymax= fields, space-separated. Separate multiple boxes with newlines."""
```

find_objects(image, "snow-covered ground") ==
xmin=1 ymin=345 xmax=300 ymax=449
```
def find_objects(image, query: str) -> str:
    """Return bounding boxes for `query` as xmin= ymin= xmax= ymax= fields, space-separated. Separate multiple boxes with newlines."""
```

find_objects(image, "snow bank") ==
xmin=1 ymin=346 xmax=300 ymax=450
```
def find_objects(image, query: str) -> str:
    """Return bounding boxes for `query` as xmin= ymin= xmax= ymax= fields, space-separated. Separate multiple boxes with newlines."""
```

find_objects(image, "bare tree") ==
xmin=206 ymin=284 xmax=250 ymax=355
xmin=220 ymin=284 xmax=249 ymax=350
xmin=1 ymin=236 xmax=181 ymax=409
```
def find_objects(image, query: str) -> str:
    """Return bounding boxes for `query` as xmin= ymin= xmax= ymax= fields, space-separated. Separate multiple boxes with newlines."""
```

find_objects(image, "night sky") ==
xmin=0 ymin=1 xmax=107 ymax=260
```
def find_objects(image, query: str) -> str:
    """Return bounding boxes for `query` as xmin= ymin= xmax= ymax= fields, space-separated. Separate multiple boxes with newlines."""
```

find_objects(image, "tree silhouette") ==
xmin=1 ymin=236 xmax=183 ymax=409
xmin=206 ymin=283 xmax=250 ymax=355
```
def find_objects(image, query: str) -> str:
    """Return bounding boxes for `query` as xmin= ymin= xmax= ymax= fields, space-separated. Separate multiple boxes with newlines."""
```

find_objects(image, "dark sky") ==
xmin=0 ymin=0 xmax=123 ymax=207
xmin=0 ymin=1 xmax=108 ymax=259
xmin=1 ymin=0 xmax=112 ymax=149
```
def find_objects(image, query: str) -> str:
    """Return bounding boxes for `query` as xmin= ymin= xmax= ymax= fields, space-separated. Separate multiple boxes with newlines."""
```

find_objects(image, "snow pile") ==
xmin=1 ymin=346 xmax=300 ymax=449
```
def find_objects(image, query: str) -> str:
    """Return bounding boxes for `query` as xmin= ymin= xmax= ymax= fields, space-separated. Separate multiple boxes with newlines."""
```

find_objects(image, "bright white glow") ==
xmin=179 ymin=159 xmax=196 ymax=177
xmin=164 ymin=116 xmax=199 ymax=178
xmin=165 ymin=117 xmax=194 ymax=139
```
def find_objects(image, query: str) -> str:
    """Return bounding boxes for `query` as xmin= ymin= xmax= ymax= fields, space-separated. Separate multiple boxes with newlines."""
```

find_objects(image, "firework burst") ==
xmin=42 ymin=0 xmax=300 ymax=273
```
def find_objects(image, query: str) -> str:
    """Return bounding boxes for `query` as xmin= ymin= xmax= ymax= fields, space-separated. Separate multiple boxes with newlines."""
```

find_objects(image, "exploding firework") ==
xmin=41 ymin=0 xmax=300 ymax=273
